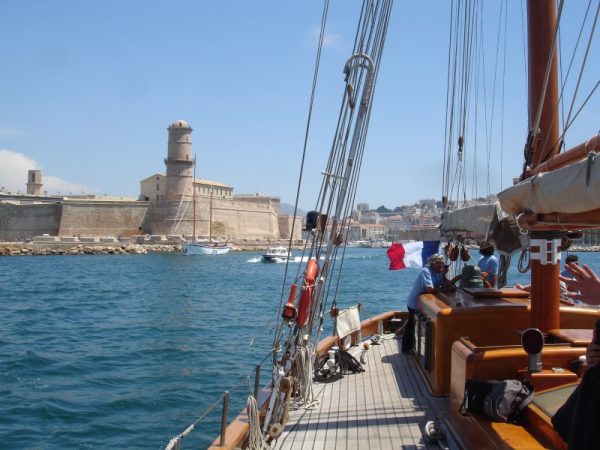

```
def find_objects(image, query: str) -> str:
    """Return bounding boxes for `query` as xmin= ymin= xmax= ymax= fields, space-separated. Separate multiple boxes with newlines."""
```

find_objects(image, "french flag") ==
xmin=387 ymin=241 xmax=440 ymax=270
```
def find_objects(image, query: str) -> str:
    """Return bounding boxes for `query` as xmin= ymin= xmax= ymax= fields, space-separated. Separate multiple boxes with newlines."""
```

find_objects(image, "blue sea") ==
xmin=2 ymin=248 xmax=598 ymax=449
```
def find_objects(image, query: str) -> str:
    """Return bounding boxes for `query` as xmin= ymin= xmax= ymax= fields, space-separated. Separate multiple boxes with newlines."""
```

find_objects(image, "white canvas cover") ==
xmin=335 ymin=305 xmax=361 ymax=338
xmin=498 ymin=154 xmax=600 ymax=215
xmin=440 ymin=203 xmax=498 ymax=239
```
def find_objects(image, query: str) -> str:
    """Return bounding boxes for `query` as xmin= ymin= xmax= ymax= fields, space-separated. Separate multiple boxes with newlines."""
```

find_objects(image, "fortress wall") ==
xmin=0 ymin=202 xmax=62 ymax=240
xmin=216 ymin=199 xmax=278 ymax=240
xmin=278 ymin=215 xmax=303 ymax=240
xmin=141 ymin=200 xmax=189 ymax=236
xmin=58 ymin=201 xmax=148 ymax=237
xmin=234 ymin=195 xmax=280 ymax=214
xmin=142 ymin=197 xmax=279 ymax=240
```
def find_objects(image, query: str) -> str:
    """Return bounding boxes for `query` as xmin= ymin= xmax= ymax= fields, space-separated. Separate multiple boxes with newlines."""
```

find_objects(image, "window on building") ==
xmin=156 ymin=184 xmax=160 ymax=191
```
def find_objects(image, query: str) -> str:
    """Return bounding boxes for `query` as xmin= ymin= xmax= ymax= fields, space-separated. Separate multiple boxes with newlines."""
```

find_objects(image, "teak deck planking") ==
xmin=274 ymin=335 xmax=456 ymax=450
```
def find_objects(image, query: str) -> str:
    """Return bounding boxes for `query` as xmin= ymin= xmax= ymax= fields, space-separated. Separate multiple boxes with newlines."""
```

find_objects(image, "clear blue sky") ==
xmin=0 ymin=1 xmax=597 ymax=210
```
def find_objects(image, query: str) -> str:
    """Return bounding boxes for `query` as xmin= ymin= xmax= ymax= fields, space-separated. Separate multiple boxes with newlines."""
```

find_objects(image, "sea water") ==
xmin=1 ymin=248 xmax=598 ymax=449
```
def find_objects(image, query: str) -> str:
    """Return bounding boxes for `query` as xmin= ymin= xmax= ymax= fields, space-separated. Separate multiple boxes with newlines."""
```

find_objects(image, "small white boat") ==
xmin=261 ymin=246 xmax=291 ymax=263
xmin=183 ymin=241 xmax=231 ymax=256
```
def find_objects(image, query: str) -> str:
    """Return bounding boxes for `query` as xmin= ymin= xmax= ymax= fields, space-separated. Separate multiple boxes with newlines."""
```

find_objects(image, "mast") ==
xmin=527 ymin=0 xmax=560 ymax=331
xmin=527 ymin=0 xmax=560 ymax=167
xmin=209 ymin=190 xmax=213 ymax=243
xmin=192 ymin=157 xmax=196 ymax=241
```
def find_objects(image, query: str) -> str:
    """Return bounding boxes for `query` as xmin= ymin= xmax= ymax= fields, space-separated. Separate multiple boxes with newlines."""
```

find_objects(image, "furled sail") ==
xmin=498 ymin=153 xmax=600 ymax=215
xmin=441 ymin=201 xmax=523 ymax=255
xmin=441 ymin=203 xmax=498 ymax=240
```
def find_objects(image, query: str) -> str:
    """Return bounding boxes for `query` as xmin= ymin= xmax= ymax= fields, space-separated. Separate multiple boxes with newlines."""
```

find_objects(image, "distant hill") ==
xmin=280 ymin=202 xmax=306 ymax=217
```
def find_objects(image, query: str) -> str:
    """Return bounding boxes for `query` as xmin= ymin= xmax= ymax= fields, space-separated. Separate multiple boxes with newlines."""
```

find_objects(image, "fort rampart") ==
xmin=0 ymin=202 xmax=62 ymax=240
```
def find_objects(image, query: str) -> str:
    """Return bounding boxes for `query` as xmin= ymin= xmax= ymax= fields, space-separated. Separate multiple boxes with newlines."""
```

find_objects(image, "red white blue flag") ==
xmin=387 ymin=241 xmax=440 ymax=270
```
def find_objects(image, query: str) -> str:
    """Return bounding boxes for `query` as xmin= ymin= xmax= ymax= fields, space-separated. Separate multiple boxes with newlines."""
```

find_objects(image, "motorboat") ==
xmin=261 ymin=246 xmax=291 ymax=263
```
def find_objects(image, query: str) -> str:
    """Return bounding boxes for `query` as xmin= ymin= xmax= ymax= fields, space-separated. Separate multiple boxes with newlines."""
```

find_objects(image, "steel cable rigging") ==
xmin=263 ymin=0 xmax=393 ymax=439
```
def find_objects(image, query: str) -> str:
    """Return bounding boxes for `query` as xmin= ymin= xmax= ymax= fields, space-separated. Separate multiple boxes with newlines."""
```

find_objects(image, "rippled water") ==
xmin=1 ymin=248 xmax=597 ymax=449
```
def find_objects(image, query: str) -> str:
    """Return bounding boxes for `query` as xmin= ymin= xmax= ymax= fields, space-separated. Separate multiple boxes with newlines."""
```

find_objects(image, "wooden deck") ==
xmin=274 ymin=334 xmax=457 ymax=449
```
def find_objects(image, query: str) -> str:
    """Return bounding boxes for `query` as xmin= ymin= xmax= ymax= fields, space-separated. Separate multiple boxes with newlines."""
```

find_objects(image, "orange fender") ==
xmin=281 ymin=284 xmax=298 ymax=321
xmin=297 ymin=259 xmax=319 ymax=328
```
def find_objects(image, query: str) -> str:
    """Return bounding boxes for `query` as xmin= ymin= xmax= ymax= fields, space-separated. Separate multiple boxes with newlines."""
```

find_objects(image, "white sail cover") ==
xmin=498 ymin=154 xmax=600 ymax=215
xmin=440 ymin=203 xmax=499 ymax=239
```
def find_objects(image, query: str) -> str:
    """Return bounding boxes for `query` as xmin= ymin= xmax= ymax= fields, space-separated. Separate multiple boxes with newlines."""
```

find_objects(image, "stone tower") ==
xmin=27 ymin=170 xmax=42 ymax=195
xmin=141 ymin=119 xmax=196 ymax=235
xmin=141 ymin=119 xmax=281 ymax=239
xmin=164 ymin=119 xmax=194 ymax=200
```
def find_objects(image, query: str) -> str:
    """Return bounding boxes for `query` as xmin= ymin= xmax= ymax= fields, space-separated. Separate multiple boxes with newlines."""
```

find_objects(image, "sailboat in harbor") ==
xmin=167 ymin=1 xmax=599 ymax=449
xmin=182 ymin=159 xmax=231 ymax=256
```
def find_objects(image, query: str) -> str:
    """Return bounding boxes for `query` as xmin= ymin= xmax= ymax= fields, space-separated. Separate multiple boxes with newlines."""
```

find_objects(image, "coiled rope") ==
xmin=290 ymin=344 xmax=318 ymax=409
xmin=247 ymin=395 xmax=271 ymax=450
xmin=313 ymin=349 xmax=364 ymax=383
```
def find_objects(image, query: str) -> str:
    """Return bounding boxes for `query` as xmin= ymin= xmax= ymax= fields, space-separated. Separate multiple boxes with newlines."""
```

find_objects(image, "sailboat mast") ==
xmin=192 ymin=157 xmax=196 ymax=240
xmin=527 ymin=0 xmax=561 ymax=331
xmin=527 ymin=0 xmax=560 ymax=167
xmin=209 ymin=190 xmax=212 ymax=243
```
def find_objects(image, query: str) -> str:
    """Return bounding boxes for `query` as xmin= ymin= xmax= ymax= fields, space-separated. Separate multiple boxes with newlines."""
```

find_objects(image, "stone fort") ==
xmin=0 ymin=120 xmax=302 ymax=242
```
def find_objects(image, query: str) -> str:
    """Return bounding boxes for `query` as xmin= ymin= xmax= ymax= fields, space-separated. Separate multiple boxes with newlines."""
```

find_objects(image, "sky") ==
xmin=0 ymin=1 xmax=598 ymax=211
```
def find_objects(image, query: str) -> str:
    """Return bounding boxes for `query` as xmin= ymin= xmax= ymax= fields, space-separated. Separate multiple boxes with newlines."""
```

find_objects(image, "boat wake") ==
xmin=246 ymin=256 xmax=326 ymax=264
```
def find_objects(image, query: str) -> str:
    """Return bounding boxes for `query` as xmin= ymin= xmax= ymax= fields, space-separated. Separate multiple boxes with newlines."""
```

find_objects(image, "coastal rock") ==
xmin=0 ymin=243 xmax=182 ymax=256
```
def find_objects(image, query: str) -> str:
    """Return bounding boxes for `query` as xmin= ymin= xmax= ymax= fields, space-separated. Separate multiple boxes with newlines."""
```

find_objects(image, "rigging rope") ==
xmin=290 ymin=344 xmax=318 ymax=409
xmin=557 ymin=0 xmax=593 ymax=139
xmin=443 ymin=0 xmax=508 ymax=207
xmin=272 ymin=0 xmax=330 ymax=360
xmin=247 ymin=396 xmax=271 ymax=450
xmin=555 ymin=1 xmax=600 ymax=150
xmin=265 ymin=0 xmax=393 ymax=438
xmin=169 ymin=172 xmax=194 ymax=237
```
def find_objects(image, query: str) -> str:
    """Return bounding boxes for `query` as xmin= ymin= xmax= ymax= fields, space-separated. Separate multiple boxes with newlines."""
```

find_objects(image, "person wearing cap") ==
xmin=401 ymin=253 xmax=449 ymax=353
xmin=477 ymin=243 xmax=498 ymax=288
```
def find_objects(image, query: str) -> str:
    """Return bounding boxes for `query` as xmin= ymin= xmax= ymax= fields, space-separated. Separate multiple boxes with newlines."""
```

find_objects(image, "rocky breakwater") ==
xmin=0 ymin=243 xmax=181 ymax=256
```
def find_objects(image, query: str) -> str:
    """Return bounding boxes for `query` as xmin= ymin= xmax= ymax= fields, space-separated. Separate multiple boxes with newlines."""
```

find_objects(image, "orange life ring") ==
xmin=297 ymin=259 xmax=319 ymax=328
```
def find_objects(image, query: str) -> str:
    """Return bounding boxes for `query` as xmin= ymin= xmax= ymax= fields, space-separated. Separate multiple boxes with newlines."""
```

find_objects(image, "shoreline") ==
xmin=1 ymin=242 xmax=598 ymax=257
xmin=0 ymin=242 xmax=305 ymax=256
